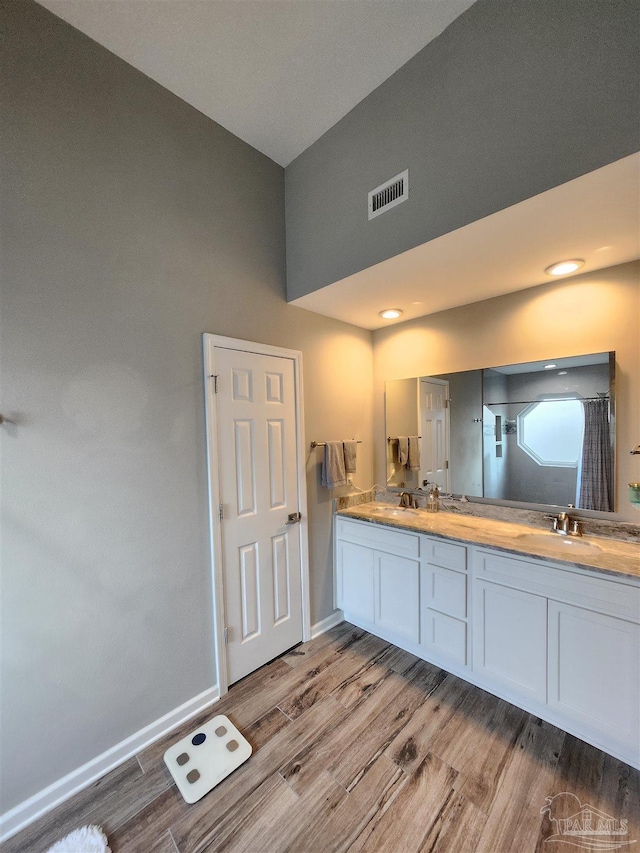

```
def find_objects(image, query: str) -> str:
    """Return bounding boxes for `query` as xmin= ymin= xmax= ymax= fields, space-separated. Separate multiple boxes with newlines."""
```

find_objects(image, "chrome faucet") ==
xmin=545 ymin=509 xmax=582 ymax=537
xmin=399 ymin=492 xmax=417 ymax=509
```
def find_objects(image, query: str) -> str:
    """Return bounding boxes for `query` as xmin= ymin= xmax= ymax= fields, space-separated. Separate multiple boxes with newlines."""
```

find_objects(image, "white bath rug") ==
xmin=164 ymin=713 xmax=252 ymax=804
xmin=45 ymin=824 xmax=110 ymax=853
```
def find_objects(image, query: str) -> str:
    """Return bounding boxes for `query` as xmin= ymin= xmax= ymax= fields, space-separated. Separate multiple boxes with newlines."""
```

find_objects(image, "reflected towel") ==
xmin=343 ymin=440 xmax=357 ymax=474
xmin=408 ymin=435 xmax=421 ymax=471
xmin=396 ymin=436 xmax=409 ymax=466
xmin=321 ymin=441 xmax=347 ymax=488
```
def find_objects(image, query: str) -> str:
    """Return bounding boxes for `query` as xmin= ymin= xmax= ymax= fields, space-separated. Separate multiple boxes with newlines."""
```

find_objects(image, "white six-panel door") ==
xmin=420 ymin=378 xmax=449 ymax=492
xmin=204 ymin=338 xmax=307 ymax=688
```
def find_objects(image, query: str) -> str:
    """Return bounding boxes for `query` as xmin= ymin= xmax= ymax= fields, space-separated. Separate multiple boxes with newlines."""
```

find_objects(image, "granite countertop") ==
xmin=337 ymin=502 xmax=640 ymax=581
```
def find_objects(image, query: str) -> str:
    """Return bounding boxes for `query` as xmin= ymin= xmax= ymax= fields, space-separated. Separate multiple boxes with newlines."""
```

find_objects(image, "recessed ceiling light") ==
xmin=379 ymin=308 xmax=403 ymax=320
xmin=558 ymin=370 xmax=568 ymax=375
xmin=545 ymin=259 xmax=585 ymax=276
xmin=544 ymin=364 xmax=557 ymax=369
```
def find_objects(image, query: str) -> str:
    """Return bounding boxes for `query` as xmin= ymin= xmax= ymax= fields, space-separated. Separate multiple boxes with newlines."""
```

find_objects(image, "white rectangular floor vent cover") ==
xmin=368 ymin=169 xmax=409 ymax=220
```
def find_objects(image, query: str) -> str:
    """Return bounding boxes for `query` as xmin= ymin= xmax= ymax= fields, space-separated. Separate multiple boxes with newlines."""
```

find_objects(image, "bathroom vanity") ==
xmin=334 ymin=504 xmax=640 ymax=769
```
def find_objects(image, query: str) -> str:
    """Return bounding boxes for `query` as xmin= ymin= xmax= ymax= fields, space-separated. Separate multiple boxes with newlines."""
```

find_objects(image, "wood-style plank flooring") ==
xmin=5 ymin=622 xmax=639 ymax=852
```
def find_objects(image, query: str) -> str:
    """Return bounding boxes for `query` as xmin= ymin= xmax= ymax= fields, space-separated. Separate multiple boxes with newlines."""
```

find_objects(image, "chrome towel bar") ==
xmin=310 ymin=439 xmax=362 ymax=448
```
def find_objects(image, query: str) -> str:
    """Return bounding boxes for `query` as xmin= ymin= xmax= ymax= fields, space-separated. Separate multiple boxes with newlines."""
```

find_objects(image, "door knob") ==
xmin=286 ymin=512 xmax=302 ymax=524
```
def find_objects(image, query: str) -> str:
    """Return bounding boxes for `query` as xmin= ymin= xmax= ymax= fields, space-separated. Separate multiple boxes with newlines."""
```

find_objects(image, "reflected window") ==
xmin=517 ymin=394 xmax=584 ymax=467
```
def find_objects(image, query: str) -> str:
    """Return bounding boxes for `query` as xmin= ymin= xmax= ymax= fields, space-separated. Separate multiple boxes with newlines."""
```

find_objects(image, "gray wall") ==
xmin=436 ymin=370 xmax=483 ymax=496
xmin=1 ymin=1 xmax=373 ymax=812
xmin=482 ymin=370 xmax=509 ymax=499
xmin=285 ymin=0 xmax=640 ymax=300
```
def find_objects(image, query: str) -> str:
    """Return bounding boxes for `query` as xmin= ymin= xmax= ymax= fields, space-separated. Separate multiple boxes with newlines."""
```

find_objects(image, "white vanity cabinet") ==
xmin=335 ymin=517 xmax=421 ymax=647
xmin=376 ymin=550 xmax=421 ymax=644
xmin=473 ymin=580 xmax=547 ymax=704
xmin=547 ymin=601 xmax=640 ymax=751
xmin=335 ymin=537 xmax=375 ymax=624
xmin=473 ymin=547 xmax=640 ymax=765
xmin=334 ymin=512 xmax=640 ymax=769
xmin=422 ymin=538 xmax=470 ymax=668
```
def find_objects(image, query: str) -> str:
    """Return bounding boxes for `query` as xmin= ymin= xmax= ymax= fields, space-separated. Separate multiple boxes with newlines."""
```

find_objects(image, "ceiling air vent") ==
xmin=368 ymin=169 xmax=409 ymax=220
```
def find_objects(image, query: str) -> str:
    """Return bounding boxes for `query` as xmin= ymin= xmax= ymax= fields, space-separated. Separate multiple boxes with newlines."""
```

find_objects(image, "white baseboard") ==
xmin=310 ymin=609 xmax=344 ymax=639
xmin=0 ymin=685 xmax=220 ymax=843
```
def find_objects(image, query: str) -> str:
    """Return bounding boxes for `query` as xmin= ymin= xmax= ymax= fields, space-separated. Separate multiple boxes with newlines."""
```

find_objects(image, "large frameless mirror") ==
xmin=385 ymin=351 xmax=615 ymax=512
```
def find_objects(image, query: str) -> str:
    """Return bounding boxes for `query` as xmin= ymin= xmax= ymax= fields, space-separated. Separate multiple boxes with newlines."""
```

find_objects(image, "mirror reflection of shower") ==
xmin=482 ymin=354 xmax=613 ymax=511
xmin=385 ymin=352 xmax=615 ymax=511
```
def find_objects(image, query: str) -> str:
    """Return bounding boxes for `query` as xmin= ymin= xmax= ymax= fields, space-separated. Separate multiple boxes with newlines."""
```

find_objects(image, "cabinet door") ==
xmin=426 ymin=565 xmax=467 ymax=619
xmin=375 ymin=552 xmax=421 ymax=644
xmin=336 ymin=540 xmax=375 ymax=623
xmin=474 ymin=581 xmax=547 ymax=704
xmin=548 ymin=601 xmax=640 ymax=750
xmin=423 ymin=564 xmax=468 ymax=666
xmin=423 ymin=609 xmax=467 ymax=666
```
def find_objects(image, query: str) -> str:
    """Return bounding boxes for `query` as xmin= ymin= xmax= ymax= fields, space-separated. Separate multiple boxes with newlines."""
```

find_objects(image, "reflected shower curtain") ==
xmin=579 ymin=398 xmax=612 ymax=511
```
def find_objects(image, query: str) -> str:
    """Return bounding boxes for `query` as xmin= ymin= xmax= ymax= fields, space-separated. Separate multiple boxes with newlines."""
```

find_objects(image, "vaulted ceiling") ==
xmin=35 ymin=1 xmax=639 ymax=328
xmin=36 ymin=0 xmax=477 ymax=166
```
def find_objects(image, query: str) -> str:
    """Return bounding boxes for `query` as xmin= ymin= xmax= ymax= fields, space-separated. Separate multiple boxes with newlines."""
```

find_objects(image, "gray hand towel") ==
xmin=408 ymin=435 xmax=421 ymax=471
xmin=321 ymin=441 xmax=347 ymax=488
xmin=343 ymin=440 xmax=357 ymax=474
xmin=396 ymin=436 xmax=409 ymax=466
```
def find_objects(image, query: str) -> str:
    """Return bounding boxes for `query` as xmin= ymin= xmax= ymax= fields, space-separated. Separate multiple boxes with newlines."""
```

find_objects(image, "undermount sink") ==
xmin=369 ymin=506 xmax=419 ymax=518
xmin=516 ymin=532 xmax=602 ymax=554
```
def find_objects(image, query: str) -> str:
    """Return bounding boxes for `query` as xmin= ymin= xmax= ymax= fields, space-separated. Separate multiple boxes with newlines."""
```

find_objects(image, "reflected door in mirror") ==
xmin=420 ymin=378 xmax=449 ymax=492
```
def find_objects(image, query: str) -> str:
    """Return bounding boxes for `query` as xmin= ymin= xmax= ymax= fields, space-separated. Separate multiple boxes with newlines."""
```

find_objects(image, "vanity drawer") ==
xmin=423 ymin=610 xmax=467 ymax=666
xmin=335 ymin=517 xmax=420 ymax=559
xmin=426 ymin=565 xmax=467 ymax=619
xmin=475 ymin=549 xmax=640 ymax=622
xmin=425 ymin=537 xmax=467 ymax=572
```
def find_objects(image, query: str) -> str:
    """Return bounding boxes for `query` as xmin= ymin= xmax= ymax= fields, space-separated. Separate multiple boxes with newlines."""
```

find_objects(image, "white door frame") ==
xmin=203 ymin=334 xmax=311 ymax=697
